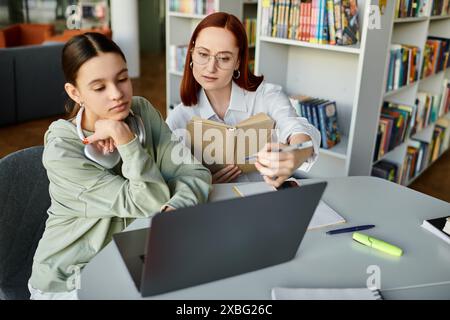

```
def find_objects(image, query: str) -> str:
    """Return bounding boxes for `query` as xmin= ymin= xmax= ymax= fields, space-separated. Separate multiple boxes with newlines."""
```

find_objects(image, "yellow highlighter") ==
xmin=353 ymin=232 xmax=403 ymax=257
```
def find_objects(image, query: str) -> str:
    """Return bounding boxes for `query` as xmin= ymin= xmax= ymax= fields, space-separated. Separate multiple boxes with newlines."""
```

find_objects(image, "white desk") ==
xmin=78 ymin=177 xmax=450 ymax=299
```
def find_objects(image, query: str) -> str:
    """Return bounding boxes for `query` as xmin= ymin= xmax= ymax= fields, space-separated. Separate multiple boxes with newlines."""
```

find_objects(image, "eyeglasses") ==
xmin=190 ymin=47 xmax=236 ymax=70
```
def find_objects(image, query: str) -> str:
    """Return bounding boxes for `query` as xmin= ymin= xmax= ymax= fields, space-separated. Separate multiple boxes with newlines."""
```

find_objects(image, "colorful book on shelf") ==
xmin=407 ymin=145 xmax=420 ymax=179
xmin=287 ymin=0 xmax=297 ymax=39
xmin=309 ymin=0 xmax=318 ymax=43
xmin=380 ymin=112 xmax=403 ymax=152
xmin=261 ymin=0 xmax=359 ymax=46
xmin=395 ymin=0 xmax=429 ymax=18
xmin=290 ymin=95 xmax=341 ymax=149
xmin=414 ymin=141 xmax=426 ymax=175
xmin=387 ymin=49 xmax=396 ymax=92
xmin=304 ymin=0 xmax=313 ymax=41
xmin=170 ymin=0 xmax=212 ymax=15
xmin=377 ymin=117 xmax=393 ymax=158
xmin=420 ymin=0 xmax=432 ymax=16
xmin=386 ymin=44 xmax=421 ymax=92
xmin=341 ymin=0 xmax=359 ymax=45
xmin=396 ymin=103 xmax=418 ymax=137
xmin=381 ymin=102 xmax=417 ymax=142
xmin=431 ymin=0 xmax=450 ymax=16
xmin=429 ymin=126 xmax=445 ymax=162
xmin=271 ymin=0 xmax=279 ymax=37
xmin=317 ymin=101 xmax=341 ymax=148
xmin=334 ymin=0 xmax=343 ymax=45
xmin=382 ymin=104 xmax=411 ymax=144
xmin=261 ymin=0 xmax=271 ymax=36
xmin=375 ymin=122 xmax=384 ymax=160
xmin=326 ymin=0 xmax=337 ymax=45
xmin=317 ymin=0 xmax=327 ymax=44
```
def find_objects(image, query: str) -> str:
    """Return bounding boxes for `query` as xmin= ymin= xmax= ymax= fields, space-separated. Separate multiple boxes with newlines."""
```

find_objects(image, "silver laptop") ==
xmin=113 ymin=181 xmax=327 ymax=297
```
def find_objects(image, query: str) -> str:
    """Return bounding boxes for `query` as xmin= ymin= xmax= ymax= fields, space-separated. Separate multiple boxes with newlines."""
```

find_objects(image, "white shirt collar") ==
xmin=197 ymin=81 xmax=247 ymax=120
xmin=228 ymin=80 xmax=247 ymax=113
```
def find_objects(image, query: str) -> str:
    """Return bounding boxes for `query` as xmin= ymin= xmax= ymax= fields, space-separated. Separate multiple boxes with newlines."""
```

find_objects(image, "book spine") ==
xmin=311 ymin=103 xmax=320 ymax=130
xmin=317 ymin=102 xmax=328 ymax=148
xmin=327 ymin=0 xmax=336 ymax=45
xmin=334 ymin=0 xmax=342 ymax=45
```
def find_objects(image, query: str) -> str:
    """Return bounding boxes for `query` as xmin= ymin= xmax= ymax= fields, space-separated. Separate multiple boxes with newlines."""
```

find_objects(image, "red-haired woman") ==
xmin=166 ymin=12 xmax=320 ymax=188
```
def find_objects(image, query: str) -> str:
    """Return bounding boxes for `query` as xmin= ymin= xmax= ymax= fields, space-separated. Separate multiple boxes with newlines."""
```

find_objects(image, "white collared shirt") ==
xmin=166 ymin=81 xmax=321 ymax=181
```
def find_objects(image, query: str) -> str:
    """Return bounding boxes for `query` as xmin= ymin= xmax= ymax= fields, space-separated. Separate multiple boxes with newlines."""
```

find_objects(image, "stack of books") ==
xmin=421 ymin=37 xmax=450 ymax=79
xmin=399 ymin=120 xmax=450 ymax=184
xmin=416 ymin=80 xmax=450 ymax=130
xmin=386 ymin=44 xmax=421 ymax=92
xmin=261 ymin=0 xmax=360 ymax=46
xmin=374 ymin=102 xmax=416 ymax=161
xmin=372 ymin=160 xmax=399 ymax=183
xmin=430 ymin=118 xmax=450 ymax=161
xmin=431 ymin=0 xmax=450 ymax=16
xmin=290 ymin=95 xmax=341 ymax=149
xmin=394 ymin=0 xmax=430 ymax=18
xmin=169 ymin=0 xmax=215 ymax=15
xmin=404 ymin=139 xmax=430 ymax=183
xmin=416 ymin=91 xmax=442 ymax=130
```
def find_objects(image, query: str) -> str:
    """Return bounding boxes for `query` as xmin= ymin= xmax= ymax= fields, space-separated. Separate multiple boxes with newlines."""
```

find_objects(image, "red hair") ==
xmin=180 ymin=12 xmax=264 ymax=106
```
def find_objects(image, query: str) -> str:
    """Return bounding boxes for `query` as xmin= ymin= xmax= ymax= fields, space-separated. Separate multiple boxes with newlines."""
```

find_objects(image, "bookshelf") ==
xmin=373 ymin=2 xmax=450 ymax=186
xmin=164 ymin=0 xmax=449 ymax=183
xmin=165 ymin=0 xmax=246 ymax=116
xmin=252 ymin=0 xmax=450 ymax=182
xmin=255 ymin=0 xmax=395 ymax=178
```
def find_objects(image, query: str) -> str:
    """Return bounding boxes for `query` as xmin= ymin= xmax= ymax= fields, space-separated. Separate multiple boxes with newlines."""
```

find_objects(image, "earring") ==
xmin=189 ymin=61 xmax=193 ymax=69
xmin=233 ymin=70 xmax=241 ymax=79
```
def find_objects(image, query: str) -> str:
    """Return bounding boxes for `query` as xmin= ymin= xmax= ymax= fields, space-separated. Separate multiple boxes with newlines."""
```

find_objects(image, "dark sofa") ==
xmin=0 ymin=42 xmax=67 ymax=127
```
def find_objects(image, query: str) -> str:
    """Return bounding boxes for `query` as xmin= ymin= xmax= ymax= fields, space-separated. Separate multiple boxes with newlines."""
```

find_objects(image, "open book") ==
xmin=186 ymin=113 xmax=275 ymax=173
xmin=232 ymin=181 xmax=346 ymax=230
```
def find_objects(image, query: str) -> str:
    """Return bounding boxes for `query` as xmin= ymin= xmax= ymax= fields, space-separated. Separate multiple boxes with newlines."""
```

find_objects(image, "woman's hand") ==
xmin=84 ymin=119 xmax=135 ymax=146
xmin=94 ymin=138 xmax=116 ymax=155
xmin=212 ymin=165 xmax=242 ymax=184
xmin=255 ymin=140 xmax=313 ymax=188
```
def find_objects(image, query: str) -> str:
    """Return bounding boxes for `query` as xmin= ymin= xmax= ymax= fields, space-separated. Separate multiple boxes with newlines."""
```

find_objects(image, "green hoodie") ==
xmin=30 ymin=96 xmax=212 ymax=293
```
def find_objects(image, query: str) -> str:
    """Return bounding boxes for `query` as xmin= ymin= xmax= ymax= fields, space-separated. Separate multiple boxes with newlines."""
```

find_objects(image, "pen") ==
xmin=326 ymin=224 xmax=375 ymax=235
xmin=245 ymin=140 xmax=314 ymax=161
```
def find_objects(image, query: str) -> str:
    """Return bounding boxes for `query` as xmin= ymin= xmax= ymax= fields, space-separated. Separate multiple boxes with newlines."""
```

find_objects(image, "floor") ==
xmin=1 ymin=52 xmax=449 ymax=203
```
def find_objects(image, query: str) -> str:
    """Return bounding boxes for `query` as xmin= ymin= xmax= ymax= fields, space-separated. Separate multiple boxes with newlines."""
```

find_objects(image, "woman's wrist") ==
xmin=288 ymin=133 xmax=314 ymax=167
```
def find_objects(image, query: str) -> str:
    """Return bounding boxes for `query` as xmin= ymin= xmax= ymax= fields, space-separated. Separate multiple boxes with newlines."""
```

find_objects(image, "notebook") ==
xmin=186 ymin=113 xmax=275 ymax=173
xmin=421 ymin=216 xmax=450 ymax=245
xmin=271 ymin=287 xmax=383 ymax=300
xmin=232 ymin=181 xmax=346 ymax=230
